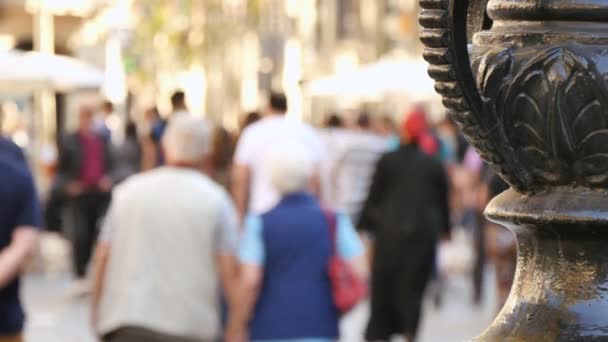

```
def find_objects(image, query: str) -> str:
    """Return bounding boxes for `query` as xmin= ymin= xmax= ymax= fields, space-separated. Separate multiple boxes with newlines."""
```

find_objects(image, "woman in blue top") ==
xmin=227 ymin=146 xmax=365 ymax=342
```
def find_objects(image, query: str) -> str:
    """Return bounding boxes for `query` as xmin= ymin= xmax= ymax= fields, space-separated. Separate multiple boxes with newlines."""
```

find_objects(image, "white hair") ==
xmin=266 ymin=145 xmax=315 ymax=195
xmin=162 ymin=114 xmax=212 ymax=164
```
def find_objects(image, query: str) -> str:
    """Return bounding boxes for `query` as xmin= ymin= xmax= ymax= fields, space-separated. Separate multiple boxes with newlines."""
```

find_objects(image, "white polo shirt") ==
xmin=96 ymin=166 xmax=239 ymax=340
xmin=234 ymin=115 xmax=325 ymax=214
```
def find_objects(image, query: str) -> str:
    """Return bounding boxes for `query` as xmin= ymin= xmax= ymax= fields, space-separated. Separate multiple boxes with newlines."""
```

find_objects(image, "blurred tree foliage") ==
xmin=127 ymin=0 xmax=262 ymax=91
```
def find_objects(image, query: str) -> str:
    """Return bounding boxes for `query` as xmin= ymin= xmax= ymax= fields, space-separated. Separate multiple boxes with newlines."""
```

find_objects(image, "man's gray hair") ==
xmin=162 ymin=114 xmax=212 ymax=164
xmin=266 ymin=144 xmax=315 ymax=195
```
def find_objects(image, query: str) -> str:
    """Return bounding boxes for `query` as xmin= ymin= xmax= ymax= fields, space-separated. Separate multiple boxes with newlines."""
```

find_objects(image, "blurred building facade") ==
xmin=254 ymin=0 xmax=427 ymax=122
xmin=0 ymin=0 xmax=104 ymax=176
xmin=0 ymin=0 xmax=99 ymax=53
xmin=0 ymin=0 xmax=429 ymax=134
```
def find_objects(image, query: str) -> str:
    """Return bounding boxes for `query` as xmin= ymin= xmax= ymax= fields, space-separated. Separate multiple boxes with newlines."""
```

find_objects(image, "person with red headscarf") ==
xmin=358 ymin=110 xmax=451 ymax=342
xmin=402 ymin=109 xmax=440 ymax=156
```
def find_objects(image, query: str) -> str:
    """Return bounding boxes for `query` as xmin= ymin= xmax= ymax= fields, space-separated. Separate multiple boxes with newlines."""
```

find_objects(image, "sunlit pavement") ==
xmin=340 ymin=268 xmax=498 ymax=342
xmin=23 ymin=271 xmax=498 ymax=342
xmin=23 ymin=273 xmax=95 ymax=342
xmin=22 ymin=235 xmax=498 ymax=342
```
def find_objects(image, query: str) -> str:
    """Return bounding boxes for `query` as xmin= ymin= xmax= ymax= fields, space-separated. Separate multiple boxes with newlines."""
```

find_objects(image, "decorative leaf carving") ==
xmin=421 ymin=0 xmax=608 ymax=191
xmin=477 ymin=48 xmax=514 ymax=106
xmin=500 ymin=46 xmax=608 ymax=187
xmin=565 ymin=66 xmax=608 ymax=185
xmin=419 ymin=0 xmax=531 ymax=193
xmin=505 ymin=57 xmax=557 ymax=183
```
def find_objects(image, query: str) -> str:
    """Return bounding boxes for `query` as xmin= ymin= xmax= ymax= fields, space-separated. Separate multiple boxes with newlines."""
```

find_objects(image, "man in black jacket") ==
xmin=359 ymin=111 xmax=450 ymax=342
xmin=55 ymin=105 xmax=113 ymax=281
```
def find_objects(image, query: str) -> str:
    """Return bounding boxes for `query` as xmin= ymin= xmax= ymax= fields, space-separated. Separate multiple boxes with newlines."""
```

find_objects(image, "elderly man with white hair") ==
xmin=226 ymin=145 xmax=365 ymax=342
xmin=91 ymin=115 xmax=240 ymax=342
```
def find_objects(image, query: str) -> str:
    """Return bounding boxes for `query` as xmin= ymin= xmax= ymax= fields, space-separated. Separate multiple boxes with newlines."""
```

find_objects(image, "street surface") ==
xmin=22 ymin=234 xmax=498 ymax=342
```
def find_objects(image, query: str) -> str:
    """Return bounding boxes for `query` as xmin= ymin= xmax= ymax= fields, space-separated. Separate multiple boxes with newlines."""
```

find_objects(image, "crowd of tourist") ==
xmin=0 ymin=90 xmax=516 ymax=342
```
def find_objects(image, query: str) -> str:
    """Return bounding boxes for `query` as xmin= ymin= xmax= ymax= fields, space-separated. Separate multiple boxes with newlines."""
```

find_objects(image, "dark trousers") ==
xmin=366 ymin=237 xmax=437 ymax=341
xmin=68 ymin=191 xmax=109 ymax=278
xmin=102 ymin=326 xmax=212 ymax=342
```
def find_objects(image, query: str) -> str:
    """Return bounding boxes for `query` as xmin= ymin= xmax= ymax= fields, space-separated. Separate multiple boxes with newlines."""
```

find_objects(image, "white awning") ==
xmin=0 ymin=50 xmax=104 ymax=96
xmin=0 ymin=50 xmax=51 ymax=95
xmin=22 ymin=51 xmax=104 ymax=91
xmin=306 ymin=58 xmax=438 ymax=100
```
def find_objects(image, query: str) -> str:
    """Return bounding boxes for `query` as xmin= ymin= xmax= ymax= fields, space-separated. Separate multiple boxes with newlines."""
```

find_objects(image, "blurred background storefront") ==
xmin=0 ymin=0 xmax=441 ymax=186
xmin=86 ymin=0 xmax=441 ymax=126
xmin=0 ymin=0 xmax=105 ymax=189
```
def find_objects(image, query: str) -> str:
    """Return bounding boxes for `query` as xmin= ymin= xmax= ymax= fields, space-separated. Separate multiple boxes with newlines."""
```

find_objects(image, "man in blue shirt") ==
xmin=0 ymin=137 xmax=42 ymax=342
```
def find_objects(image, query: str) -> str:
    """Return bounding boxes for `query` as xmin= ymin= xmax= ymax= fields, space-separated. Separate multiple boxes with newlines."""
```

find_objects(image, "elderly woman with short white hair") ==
xmin=227 ymin=145 xmax=365 ymax=342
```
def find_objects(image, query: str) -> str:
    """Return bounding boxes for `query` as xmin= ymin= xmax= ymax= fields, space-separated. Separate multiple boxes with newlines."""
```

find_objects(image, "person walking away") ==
xmin=210 ymin=126 xmax=235 ymax=190
xmin=92 ymin=101 xmax=113 ymax=142
xmin=232 ymin=92 xmax=325 ymax=218
xmin=0 ymin=137 xmax=42 ymax=342
xmin=140 ymin=107 xmax=161 ymax=171
xmin=91 ymin=114 xmax=240 ymax=342
xmin=374 ymin=115 xmax=400 ymax=151
xmin=94 ymin=101 xmax=124 ymax=145
xmin=436 ymin=117 xmax=469 ymax=164
xmin=208 ymin=125 xmax=237 ymax=331
xmin=239 ymin=112 xmax=261 ymax=138
xmin=356 ymin=112 xmax=372 ymax=131
xmin=110 ymin=122 xmax=141 ymax=184
xmin=319 ymin=113 xmax=344 ymax=206
xmin=150 ymin=91 xmax=190 ymax=166
xmin=321 ymin=113 xmax=389 ymax=224
xmin=227 ymin=146 xmax=365 ymax=341
xmin=55 ymin=105 xmax=113 ymax=285
xmin=324 ymin=113 xmax=343 ymax=129
xmin=358 ymin=113 xmax=451 ymax=342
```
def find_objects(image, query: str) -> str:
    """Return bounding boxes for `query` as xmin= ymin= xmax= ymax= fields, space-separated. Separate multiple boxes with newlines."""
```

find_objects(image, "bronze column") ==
xmin=420 ymin=0 xmax=608 ymax=340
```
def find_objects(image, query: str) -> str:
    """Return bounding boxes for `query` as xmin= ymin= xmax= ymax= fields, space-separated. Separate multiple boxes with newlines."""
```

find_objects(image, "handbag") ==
xmin=323 ymin=209 xmax=368 ymax=314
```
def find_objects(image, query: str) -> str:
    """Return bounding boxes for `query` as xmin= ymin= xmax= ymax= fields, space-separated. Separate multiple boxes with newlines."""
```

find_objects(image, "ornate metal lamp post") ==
xmin=420 ymin=0 xmax=608 ymax=340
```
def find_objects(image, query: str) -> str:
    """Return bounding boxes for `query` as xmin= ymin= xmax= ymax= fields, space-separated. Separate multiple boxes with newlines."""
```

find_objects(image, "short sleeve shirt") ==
xmin=239 ymin=212 xmax=363 ymax=265
xmin=99 ymin=185 xmax=239 ymax=255
xmin=96 ymin=167 xmax=239 ymax=339
xmin=233 ymin=116 xmax=325 ymax=214
xmin=0 ymin=139 xmax=42 ymax=334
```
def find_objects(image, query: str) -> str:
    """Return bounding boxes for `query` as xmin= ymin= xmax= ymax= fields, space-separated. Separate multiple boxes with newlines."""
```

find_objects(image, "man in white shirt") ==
xmin=149 ymin=91 xmax=191 ymax=167
xmin=91 ymin=115 xmax=239 ymax=342
xmin=232 ymin=92 xmax=325 ymax=217
xmin=320 ymin=119 xmax=390 ymax=224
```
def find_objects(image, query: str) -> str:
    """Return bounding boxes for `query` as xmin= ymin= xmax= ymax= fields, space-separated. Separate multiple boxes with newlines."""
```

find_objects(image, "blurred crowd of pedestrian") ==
xmin=0 ymin=90 xmax=516 ymax=342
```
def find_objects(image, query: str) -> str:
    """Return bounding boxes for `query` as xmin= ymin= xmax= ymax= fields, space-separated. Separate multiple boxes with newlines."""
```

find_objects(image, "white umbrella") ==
xmin=0 ymin=50 xmax=52 ymax=95
xmin=21 ymin=51 xmax=104 ymax=92
xmin=306 ymin=58 xmax=438 ymax=100
xmin=0 ymin=50 xmax=104 ymax=96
